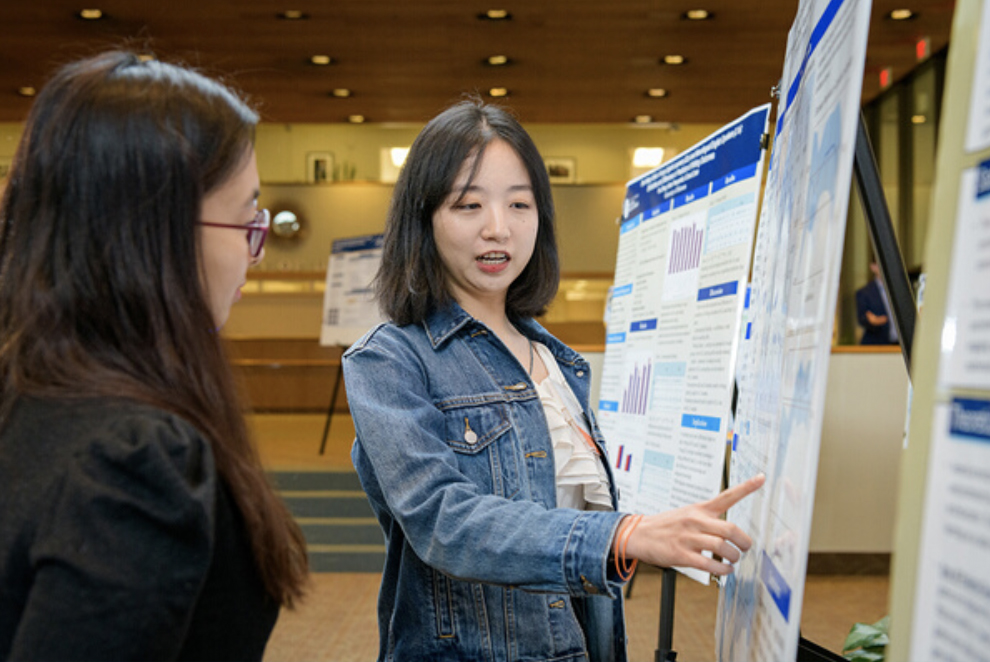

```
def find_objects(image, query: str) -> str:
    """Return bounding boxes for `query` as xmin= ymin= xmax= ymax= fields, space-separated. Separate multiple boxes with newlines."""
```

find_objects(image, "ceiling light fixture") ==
xmin=662 ymin=54 xmax=686 ymax=65
xmin=911 ymin=114 xmax=926 ymax=124
xmin=488 ymin=87 xmax=509 ymax=98
xmin=78 ymin=9 xmax=104 ymax=20
xmin=633 ymin=115 xmax=654 ymax=124
xmin=888 ymin=8 xmax=915 ymax=20
xmin=486 ymin=55 xmax=511 ymax=66
xmin=17 ymin=86 xmax=36 ymax=97
xmin=479 ymin=9 xmax=512 ymax=20
xmin=683 ymin=9 xmax=712 ymax=20
xmin=646 ymin=88 xmax=668 ymax=98
xmin=348 ymin=114 xmax=366 ymax=124
xmin=331 ymin=88 xmax=352 ymax=98
xmin=310 ymin=55 xmax=333 ymax=65
xmin=279 ymin=10 xmax=309 ymax=20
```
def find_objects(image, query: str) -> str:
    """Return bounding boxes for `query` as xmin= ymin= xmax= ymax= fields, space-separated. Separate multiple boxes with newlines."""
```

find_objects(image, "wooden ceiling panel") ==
xmin=0 ymin=1 xmax=955 ymax=124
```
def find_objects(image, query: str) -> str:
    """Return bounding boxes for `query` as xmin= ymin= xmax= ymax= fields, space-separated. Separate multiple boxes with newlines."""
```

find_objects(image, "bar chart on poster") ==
xmin=598 ymin=104 xmax=770 ymax=585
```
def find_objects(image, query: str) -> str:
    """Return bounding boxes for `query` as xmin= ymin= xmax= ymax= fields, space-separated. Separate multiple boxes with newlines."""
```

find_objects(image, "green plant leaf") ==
xmin=843 ymin=622 xmax=885 ymax=652
xmin=844 ymin=650 xmax=884 ymax=662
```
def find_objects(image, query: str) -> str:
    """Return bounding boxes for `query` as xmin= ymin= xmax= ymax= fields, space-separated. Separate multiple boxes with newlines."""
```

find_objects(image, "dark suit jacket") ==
xmin=856 ymin=279 xmax=895 ymax=345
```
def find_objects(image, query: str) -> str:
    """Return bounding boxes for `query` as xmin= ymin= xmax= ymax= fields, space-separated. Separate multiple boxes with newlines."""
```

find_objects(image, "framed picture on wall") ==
xmin=306 ymin=151 xmax=334 ymax=183
xmin=544 ymin=157 xmax=576 ymax=184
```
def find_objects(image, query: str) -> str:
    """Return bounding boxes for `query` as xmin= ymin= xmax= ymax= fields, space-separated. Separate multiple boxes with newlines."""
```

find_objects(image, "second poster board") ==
xmin=599 ymin=104 xmax=770 ymax=584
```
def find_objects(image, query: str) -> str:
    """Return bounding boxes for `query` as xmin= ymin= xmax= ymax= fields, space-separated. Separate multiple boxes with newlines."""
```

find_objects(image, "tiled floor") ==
xmin=253 ymin=413 xmax=889 ymax=662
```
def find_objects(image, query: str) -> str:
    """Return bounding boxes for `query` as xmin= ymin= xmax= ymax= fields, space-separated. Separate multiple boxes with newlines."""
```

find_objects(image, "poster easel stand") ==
xmin=317 ymin=345 xmax=347 ymax=455
xmin=852 ymin=112 xmax=916 ymax=372
xmin=655 ymin=567 xmax=678 ymax=661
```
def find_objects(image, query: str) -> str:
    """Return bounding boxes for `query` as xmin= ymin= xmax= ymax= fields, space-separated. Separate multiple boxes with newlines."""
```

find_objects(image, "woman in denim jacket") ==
xmin=343 ymin=100 xmax=764 ymax=662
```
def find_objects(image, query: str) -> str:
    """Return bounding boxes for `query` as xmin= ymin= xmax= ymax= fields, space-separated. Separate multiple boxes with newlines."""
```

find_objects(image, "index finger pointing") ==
xmin=706 ymin=473 xmax=766 ymax=514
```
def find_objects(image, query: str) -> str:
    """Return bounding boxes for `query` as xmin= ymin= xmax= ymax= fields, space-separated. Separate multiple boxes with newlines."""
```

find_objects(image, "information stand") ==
xmin=600 ymin=106 xmax=770 ymax=661
xmin=317 ymin=234 xmax=384 ymax=454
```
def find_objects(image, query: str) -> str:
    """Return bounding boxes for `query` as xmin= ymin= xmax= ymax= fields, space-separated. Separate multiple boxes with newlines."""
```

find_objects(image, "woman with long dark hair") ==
xmin=0 ymin=51 xmax=308 ymax=660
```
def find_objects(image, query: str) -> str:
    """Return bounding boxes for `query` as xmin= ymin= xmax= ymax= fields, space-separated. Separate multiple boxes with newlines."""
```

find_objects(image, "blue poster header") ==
xmin=622 ymin=105 xmax=770 ymax=220
xmin=697 ymin=280 xmax=739 ymax=302
xmin=332 ymin=233 xmax=384 ymax=253
xmin=951 ymin=398 xmax=990 ymax=442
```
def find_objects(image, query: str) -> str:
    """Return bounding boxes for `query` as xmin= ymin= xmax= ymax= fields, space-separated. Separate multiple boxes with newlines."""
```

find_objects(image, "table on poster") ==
xmin=598 ymin=105 xmax=769 ymax=584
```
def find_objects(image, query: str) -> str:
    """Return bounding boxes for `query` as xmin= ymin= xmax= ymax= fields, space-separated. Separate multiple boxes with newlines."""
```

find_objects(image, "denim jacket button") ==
xmin=464 ymin=430 xmax=478 ymax=444
xmin=580 ymin=576 xmax=599 ymax=594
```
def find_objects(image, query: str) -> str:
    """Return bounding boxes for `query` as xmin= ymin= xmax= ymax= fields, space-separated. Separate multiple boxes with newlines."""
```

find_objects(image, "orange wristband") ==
xmin=613 ymin=514 xmax=643 ymax=581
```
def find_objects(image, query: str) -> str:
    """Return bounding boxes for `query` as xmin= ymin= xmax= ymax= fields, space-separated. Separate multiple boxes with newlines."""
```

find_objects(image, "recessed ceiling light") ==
xmin=683 ymin=9 xmax=712 ymax=20
xmin=888 ymin=8 xmax=915 ymax=20
xmin=646 ymin=88 xmax=668 ymax=98
xmin=486 ymin=55 xmax=511 ymax=66
xmin=310 ymin=55 xmax=333 ymax=65
xmin=488 ymin=87 xmax=509 ymax=98
xmin=348 ymin=114 xmax=366 ymax=124
xmin=479 ymin=9 xmax=512 ymax=20
xmin=633 ymin=115 xmax=654 ymax=124
xmin=279 ymin=10 xmax=309 ymax=19
xmin=78 ymin=9 xmax=104 ymax=20
xmin=662 ymin=54 xmax=686 ymax=65
xmin=331 ymin=88 xmax=352 ymax=98
xmin=17 ymin=86 xmax=36 ymax=97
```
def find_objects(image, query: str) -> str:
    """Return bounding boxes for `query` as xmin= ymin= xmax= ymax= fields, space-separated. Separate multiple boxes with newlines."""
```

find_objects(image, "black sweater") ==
xmin=0 ymin=396 xmax=278 ymax=661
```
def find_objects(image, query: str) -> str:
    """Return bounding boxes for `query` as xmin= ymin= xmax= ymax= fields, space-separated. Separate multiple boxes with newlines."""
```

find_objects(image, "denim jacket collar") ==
xmin=422 ymin=302 xmax=589 ymax=371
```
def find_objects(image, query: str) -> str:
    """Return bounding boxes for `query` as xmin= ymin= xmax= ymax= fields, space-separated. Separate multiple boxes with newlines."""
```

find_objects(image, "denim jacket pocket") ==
xmin=441 ymin=403 xmax=523 ymax=500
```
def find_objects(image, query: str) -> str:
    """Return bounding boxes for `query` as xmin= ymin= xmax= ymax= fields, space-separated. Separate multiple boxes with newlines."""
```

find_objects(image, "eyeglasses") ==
xmin=198 ymin=208 xmax=270 ymax=258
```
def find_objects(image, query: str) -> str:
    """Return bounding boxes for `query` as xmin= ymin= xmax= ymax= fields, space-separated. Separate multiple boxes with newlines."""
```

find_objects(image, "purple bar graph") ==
xmin=668 ymin=222 xmax=704 ymax=274
xmin=620 ymin=360 xmax=652 ymax=415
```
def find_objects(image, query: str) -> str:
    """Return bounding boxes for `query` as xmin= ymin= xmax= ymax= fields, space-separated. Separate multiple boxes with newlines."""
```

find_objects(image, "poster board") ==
xmin=715 ymin=0 xmax=873 ymax=659
xmin=319 ymin=233 xmax=384 ymax=346
xmin=598 ymin=105 xmax=770 ymax=584
xmin=888 ymin=0 xmax=990 ymax=658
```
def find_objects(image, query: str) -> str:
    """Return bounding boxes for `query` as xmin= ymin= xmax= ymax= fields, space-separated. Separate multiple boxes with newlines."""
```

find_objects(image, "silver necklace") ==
xmin=528 ymin=340 xmax=535 ymax=375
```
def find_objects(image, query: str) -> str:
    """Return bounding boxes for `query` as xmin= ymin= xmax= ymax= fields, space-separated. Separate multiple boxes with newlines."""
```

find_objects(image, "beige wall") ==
xmin=257 ymin=181 xmax=628 ymax=274
xmin=1 ymin=119 xmax=718 ymax=276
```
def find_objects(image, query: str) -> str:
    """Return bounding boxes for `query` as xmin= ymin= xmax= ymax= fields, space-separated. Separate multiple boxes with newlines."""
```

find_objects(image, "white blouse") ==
xmin=532 ymin=342 xmax=613 ymax=512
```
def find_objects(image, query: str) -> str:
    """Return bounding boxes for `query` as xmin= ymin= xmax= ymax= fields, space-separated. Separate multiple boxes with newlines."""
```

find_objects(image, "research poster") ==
xmin=319 ymin=233 xmax=384 ymax=346
xmin=910 ymin=398 xmax=990 ymax=660
xmin=716 ymin=0 xmax=873 ymax=660
xmin=965 ymin=0 xmax=990 ymax=153
xmin=938 ymin=161 xmax=990 ymax=390
xmin=598 ymin=105 xmax=770 ymax=583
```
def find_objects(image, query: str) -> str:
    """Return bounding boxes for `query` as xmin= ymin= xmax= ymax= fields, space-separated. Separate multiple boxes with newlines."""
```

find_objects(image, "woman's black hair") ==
xmin=376 ymin=99 xmax=559 ymax=325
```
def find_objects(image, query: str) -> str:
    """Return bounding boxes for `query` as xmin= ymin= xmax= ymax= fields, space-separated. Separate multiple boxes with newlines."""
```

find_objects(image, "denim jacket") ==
xmin=343 ymin=302 xmax=629 ymax=662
